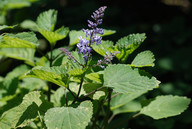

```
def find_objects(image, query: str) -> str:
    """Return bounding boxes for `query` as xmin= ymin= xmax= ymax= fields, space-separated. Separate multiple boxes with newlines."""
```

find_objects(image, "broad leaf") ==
xmin=0 ymin=48 xmax=35 ymax=65
xmin=92 ymin=40 xmax=115 ymax=56
xmin=20 ymin=78 xmax=47 ymax=91
xmin=130 ymin=50 xmax=155 ymax=67
xmin=104 ymin=64 xmax=160 ymax=94
xmin=23 ymin=66 xmax=68 ymax=87
xmin=113 ymin=101 xmax=142 ymax=115
xmin=0 ymin=91 xmax=52 ymax=128
xmin=3 ymin=65 xmax=29 ymax=95
xmin=36 ymin=9 xmax=57 ymax=31
xmin=69 ymin=29 xmax=116 ymax=46
xmin=44 ymin=101 xmax=93 ymax=129
xmin=110 ymin=92 xmax=144 ymax=110
xmin=85 ymin=71 xmax=104 ymax=84
xmin=0 ymin=32 xmax=39 ymax=48
xmin=140 ymin=95 xmax=191 ymax=119
xmin=115 ymin=33 xmax=146 ymax=63
xmin=38 ymin=26 xmax=69 ymax=45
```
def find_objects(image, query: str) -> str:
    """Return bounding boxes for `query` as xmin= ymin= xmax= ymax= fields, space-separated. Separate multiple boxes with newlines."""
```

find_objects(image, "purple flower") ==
xmin=77 ymin=6 xmax=107 ymax=63
xmin=77 ymin=36 xmax=92 ymax=55
xmin=94 ymin=35 xmax=102 ymax=45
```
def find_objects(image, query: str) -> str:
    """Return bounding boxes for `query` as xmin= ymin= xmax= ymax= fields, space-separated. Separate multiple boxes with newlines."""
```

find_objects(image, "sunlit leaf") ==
xmin=130 ymin=50 xmax=155 ymax=67
xmin=92 ymin=40 xmax=115 ymax=56
xmin=0 ymin=32 xmax=39 ymax=48
xmin=140 ymin=95 xmax=191 ymax=119
xmin=36 ymin=9 xmax=57 ymax=31
xmin=0 ymin=48 xmax=35 ymax=65
xmin=23 ymin=66 xmax=68 ymax=87
xmin=115 ymin=33 xmax=146 ymax=63
xmin=104 ymin=64 xmax=160 ymax=94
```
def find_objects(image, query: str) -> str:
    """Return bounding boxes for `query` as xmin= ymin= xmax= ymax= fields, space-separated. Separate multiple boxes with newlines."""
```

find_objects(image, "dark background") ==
xmin=1 ymin=0 xmax=192 ymax=128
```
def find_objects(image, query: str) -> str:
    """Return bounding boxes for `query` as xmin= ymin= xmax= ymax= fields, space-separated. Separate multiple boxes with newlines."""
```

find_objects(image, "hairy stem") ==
xmin=47 ymin=45 xmax=54 ymax=101
xmin=64 ymin=88 xmax=68 ymax=107
xmin=85 ymin=86 xmax=104 ymax=97
xmin=102 ymin=88 xmax=112 ymax=129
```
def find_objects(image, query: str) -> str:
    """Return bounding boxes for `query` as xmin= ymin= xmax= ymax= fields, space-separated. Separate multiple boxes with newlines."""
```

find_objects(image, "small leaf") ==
xmin=140 ymin=95 xmax=191 ymax=119
xmin=38 ymin=27 xmax=69 ymax=45
xmin=44 ymin=101 xmax=93 ymax=129
xmin=0 ymin=32 xmax=39 ymax=48
xmin=85 ymin=71 xmax=104 ymax=84
xmin=113 ymin=101 xmax=142 ymax=115
xmin=20 ymin=20 xmax=38 ymax=31
xmin=115 ymin=33 xmax=146 ymax=63
xmin=104 ymin=64 xmax=160 ymax=94
xmin=36 ymin=9 xmax=57 ymax=31
xmin=130 ymin=50 xmax=155 ymax=67
xmin=0 ymin=91 xmax=52 ymax=128
xmin=92 ymin=40 xmax=115 ymax=56
xmin=23 ymin=66 xmax=68 ymax=87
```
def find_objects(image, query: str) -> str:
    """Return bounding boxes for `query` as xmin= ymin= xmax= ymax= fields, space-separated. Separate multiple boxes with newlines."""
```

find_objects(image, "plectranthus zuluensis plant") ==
xmin=0 ymin=6 xmax=191 ymax=129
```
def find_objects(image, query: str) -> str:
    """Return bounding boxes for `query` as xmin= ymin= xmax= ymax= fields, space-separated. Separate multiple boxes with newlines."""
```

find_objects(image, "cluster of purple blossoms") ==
xmin=96 ymin=51 xmax=120 ymax=68
xmin=77 ymin=6 xmax=107 ymax=62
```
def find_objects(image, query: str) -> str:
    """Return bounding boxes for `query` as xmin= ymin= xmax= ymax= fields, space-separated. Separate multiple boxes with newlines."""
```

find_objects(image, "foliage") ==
xmin=0 ymin=4 xmax=191 ymax=129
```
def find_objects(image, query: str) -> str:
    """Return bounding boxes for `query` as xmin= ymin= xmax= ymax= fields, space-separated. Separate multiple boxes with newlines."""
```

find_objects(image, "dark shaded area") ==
xmin=1 ymin=0 xmax=192 ymax=128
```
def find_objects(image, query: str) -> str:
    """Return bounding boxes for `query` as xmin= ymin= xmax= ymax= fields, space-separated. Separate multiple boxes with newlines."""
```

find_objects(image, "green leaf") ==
xmin=110 ymin=92 xmax=144 ymax=110
xmin=83 ymin=83 xmax=105 ymax=100
xmin=100 ymin=29 xmax=116 ymax=36
xmin=44 ymin=101 xmax=93 ymax=129
xmin=6 ymin=0 xmax=31 ymax=9
xmin=36 ymin=9 xmax=57 ymax=31
xmin=69 ymin=29 xmax=116 ymax=46
xmin=130 ymin=50 xmax=155 ymax=67
xmin=0 ymin=25 xmax=16 ymax=31
xmin=85 ymin=71 xmax=104 ymax=84
xmin=0 ymin=32 xmax=39 ymax=48
xmin=69 ymin=30 xmax=85 ymax=46
xmin=0 ymin=48 xmax=35 ymax=65
xmin=20 ymin=78 xmax=47 ymax=91
xmin=115 ymin=33 xmax=146 ymax=63
xmin=113 ymin=101 xmax=142 ymax=115
xmin=140 ymin=95 xmax=191 ymax=119
xmin=23 ymin=66 xmax=68 ymax=87
xmin=3 ymin=65 xmax=29 ymax=95
xmin=51 ymin=86 xmax=74 ymax=107
xmin=104 ymin=64 xmax=160 ymax=94
xmin=38 ymin=27 xmax=69 ymax=46
xmin=20 ymin=20 xmax=38 ymax=31
xmin=92 ymin=40 xmax=115 ymax=56
xmin=0 ymin=91 xmax=52 ymax=128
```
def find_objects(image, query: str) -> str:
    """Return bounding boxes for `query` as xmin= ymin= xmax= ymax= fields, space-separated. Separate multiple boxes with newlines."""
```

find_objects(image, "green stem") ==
xmin=64 ymin=88 xmax=68 ymax=107
xmin=47 ymin=44 xmax=54 ymax=101
xmin=102 ymin=88 xmax=112 ymax=129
